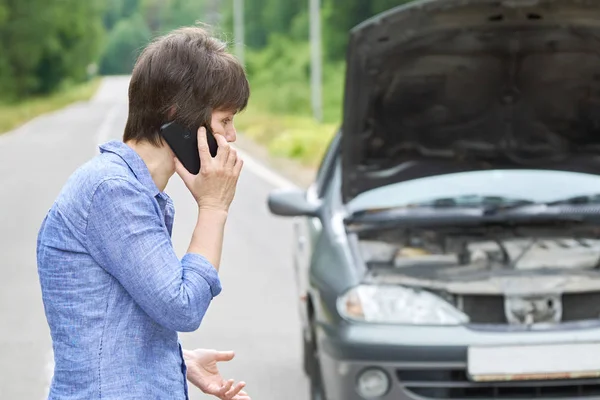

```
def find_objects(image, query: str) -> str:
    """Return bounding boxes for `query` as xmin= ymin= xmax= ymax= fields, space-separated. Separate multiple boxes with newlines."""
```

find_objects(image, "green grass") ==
xmin=238 ymin=40 xmax=344 ymax=168
xmin=237 ymin=102 xmax=338 ymax=169
xmin=0 ymin=78 xmax=102 ymax=134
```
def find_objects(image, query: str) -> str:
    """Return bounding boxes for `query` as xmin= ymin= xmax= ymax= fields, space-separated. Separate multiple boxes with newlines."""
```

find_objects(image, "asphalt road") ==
xmin=0 ymin=76 xmax=309 ymax=400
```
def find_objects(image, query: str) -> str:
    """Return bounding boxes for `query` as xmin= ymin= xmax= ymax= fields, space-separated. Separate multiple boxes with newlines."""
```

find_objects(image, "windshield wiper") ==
xmin=547 ymin=193 xmax=600 ymax=206
xmin=484 ymin=192 xmax=600 ymax=215
xmin=347 ymin=193 xmax=600 ymax=229
xmin=351 ymin=195 xmax=536 ymax=218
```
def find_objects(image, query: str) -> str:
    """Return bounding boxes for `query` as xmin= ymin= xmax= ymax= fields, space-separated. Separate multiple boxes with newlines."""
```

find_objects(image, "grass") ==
xmin=236 ymin=102 xmax=339 ymax=169
xmin=237 ymin=39 xmax=344 ymax=168
xmin=0 ymin=78 xmax=102 ymax=134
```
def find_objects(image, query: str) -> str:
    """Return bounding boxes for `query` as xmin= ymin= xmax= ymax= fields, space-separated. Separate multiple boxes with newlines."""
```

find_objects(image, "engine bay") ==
xmin=353 ymin=225 xmax=600 ymax=325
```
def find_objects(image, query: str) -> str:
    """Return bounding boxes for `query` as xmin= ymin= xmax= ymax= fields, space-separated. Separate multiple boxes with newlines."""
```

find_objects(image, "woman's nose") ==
xmin=226 ymin=127 xmax=237 ymax=143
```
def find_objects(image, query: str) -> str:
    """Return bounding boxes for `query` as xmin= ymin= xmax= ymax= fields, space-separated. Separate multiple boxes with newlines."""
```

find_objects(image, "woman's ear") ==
xmin=167 ymin=105 xmax=177 ymax=120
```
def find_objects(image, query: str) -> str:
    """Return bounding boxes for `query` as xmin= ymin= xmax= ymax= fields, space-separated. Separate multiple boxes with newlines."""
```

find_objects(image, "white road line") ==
xmin=92 ymin=98 xmax=296 ymax=190
xmin=41 ymin=83 xmax=298 ymax=399
xmin=234 ymin=146 xmax=298 ymax=189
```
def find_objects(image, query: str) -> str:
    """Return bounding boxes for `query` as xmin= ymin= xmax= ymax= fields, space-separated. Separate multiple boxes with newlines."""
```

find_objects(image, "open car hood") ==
xmin=341 ymin=0 xmax=600 ymax=203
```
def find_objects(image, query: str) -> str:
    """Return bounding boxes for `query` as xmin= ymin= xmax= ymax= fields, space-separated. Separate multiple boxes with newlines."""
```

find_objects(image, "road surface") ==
xmin=0 ymin=76 xmax=309 ymax=400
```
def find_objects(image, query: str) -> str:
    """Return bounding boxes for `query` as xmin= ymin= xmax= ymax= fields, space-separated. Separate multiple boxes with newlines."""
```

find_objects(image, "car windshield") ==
xmin=346 ymin=169 xmax=600 ymax=214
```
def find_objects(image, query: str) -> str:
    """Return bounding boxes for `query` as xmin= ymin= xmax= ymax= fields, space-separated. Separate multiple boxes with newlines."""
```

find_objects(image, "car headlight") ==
xmin=337 ymin=284 xmax=469 ymax=325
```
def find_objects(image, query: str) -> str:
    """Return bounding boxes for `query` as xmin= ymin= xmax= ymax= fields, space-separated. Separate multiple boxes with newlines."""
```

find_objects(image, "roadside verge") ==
xmin=234 ymin=132 xmax=317 ymax=189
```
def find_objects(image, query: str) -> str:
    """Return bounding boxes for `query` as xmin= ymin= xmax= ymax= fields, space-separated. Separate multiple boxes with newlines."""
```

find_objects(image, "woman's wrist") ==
xmin=197 ymin=205 xmax=228 ymax=221
xmin=189 ymin=206 xmax=228 ymax=270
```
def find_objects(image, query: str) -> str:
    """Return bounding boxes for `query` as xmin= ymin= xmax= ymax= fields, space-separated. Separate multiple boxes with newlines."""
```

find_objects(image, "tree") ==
xmin=99 ymin=13 xmax=152 ymax=75
xmin=0 ymin=0 xmax=105 ymax=100
xmin=159 ymin=0 xmax=208 ymax=33
xmin=322 ymin=0 xmax=412 ymax=61
xmin=103 ymin=0 xmax=140 ymax=31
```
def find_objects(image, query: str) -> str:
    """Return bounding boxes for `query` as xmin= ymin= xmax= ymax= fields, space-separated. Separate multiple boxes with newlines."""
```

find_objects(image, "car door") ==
xmin=293 ymin=132 xmax=341 ymax=327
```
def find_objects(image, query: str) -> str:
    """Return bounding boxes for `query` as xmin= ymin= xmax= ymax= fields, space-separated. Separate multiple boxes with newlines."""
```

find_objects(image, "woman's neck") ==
xmin=125 ymin=139 xmax=175 ymax=192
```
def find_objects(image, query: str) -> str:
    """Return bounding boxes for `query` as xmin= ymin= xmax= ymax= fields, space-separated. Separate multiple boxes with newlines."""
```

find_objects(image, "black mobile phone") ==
xmin=159 ymin=121 xmax=218 ymax=175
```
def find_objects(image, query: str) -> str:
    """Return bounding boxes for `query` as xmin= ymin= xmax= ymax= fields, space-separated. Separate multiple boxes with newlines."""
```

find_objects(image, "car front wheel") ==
xmin=307 ymin=320 xmax=327 ymax=400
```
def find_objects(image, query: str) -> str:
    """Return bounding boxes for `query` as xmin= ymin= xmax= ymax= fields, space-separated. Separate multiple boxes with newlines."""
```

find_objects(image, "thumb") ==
xmin=215 ymin=351 xmax=235 ymax=362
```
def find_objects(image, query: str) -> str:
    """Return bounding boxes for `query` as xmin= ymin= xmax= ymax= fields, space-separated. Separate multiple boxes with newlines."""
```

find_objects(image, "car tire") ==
xmin=308 ymin=321 xmax=327 ymax=400
xmin=303 ymin=335 xmax=313 ymax=376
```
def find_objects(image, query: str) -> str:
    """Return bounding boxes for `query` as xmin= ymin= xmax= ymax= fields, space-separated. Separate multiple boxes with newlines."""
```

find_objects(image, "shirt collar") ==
xmin=99 ymin=140 xmax=162 ymax=197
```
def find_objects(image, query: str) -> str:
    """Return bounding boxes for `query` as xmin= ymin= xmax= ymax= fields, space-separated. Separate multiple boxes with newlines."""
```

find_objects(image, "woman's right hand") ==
xmin=175 ymin=126 xmax=243 ymax=213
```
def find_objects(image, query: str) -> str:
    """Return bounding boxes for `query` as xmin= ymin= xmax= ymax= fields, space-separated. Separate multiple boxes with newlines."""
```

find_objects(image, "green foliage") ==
xmin=322 ymin=0 xmax=413 ymax=60
xmin=244 ymin=34 xmax=344 ymax=124
xmin=222 ymin=0 xmax=267 ymax=49
xmin=90 ymin=0 xmax=417 ymax=165
xmin=220 ymin=0 xmax=411 ymax=60
xmin=157 ymin=0 xmax=206 ymax=33
xmin=245 ymin=36 xmax=311 ymax=116
xmin=228 ymin=0 xmax=419 ymax=165
xmin=99 ymin=0 xmax=210 ymax=75
xmin=261 ymin=0 xmax=305 ymax=38
xmin=103 ymin=0 xmax=140 ymax=31
xmin=217 ymin=0 xmax=413 ymax=123
xmin=0 ymin=78 xmax=102 ymax=135
xmin=99 ymin=13 xmax=152 ymax=75
xmin=0 ymin=0 xmax=104 ymax=101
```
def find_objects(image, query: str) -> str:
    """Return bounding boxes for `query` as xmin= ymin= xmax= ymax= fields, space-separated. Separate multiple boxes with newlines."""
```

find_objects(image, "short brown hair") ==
xmin=123 ymin=26 xmax=250 ymax=145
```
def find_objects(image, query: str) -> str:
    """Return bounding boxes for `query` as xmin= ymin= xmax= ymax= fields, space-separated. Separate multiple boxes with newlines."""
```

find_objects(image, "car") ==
xmin=266 ymin=0 xmax=600 ymax=399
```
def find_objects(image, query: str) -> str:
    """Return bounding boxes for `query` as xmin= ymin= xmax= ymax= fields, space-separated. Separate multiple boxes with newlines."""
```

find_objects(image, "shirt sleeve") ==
xmin=85 ymin=177 xmax=221 ymax=332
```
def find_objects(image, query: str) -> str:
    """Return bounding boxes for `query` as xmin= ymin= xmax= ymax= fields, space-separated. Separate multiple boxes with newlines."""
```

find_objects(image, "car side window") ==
xmin=315 ymin=131 xmax=341 ymax=198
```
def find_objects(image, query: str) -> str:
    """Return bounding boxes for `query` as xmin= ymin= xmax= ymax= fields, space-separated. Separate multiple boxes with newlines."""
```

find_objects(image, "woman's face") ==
xmin=210 ymin=109 xmax=237 ymax=143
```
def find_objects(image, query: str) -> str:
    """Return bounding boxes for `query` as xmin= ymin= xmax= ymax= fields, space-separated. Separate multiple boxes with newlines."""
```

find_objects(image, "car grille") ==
xmin=397 ymin=367 xmax=600 ymax=399
xmin=458 ymin=292 xmax=600 ymax=324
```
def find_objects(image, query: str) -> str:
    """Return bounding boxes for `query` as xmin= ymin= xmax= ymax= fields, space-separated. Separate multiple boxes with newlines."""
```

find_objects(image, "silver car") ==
xmin=268 ymin=0 xmax=600 ymax=399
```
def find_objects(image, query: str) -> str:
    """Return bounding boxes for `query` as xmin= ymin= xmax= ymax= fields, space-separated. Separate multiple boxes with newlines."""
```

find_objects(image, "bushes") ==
xmin=98 ymin=0 xmax=209 ymax=75
xmin=0 ymin=0 xmax=104 ymax=102
xmin=236 ymin=35 xmax=344 ymax=167
xmin=245 ymin=35 xmax=344 ymax=124
xmin=99 ymin=14 xmax=152 ymax=75
xmin=0 ymin=78 xmax=101 ymax=134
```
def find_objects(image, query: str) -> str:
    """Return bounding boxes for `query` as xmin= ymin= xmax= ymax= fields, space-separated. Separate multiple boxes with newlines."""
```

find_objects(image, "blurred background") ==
xmin=0 ymin=0 xmax=408 ymax=165
xmin=0 ymin=1 xmax=409 ymax=399
xmin=5 ymin=2 xmax=600 ymax=400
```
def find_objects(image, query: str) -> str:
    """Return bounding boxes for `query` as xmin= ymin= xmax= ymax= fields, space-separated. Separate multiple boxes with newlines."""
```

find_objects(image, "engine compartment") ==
xmin=354 ymin=225 xmax=600 ymax=325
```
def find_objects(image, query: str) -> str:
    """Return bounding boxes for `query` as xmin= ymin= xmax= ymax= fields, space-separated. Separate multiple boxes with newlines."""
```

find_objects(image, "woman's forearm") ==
xmin=187 ymin=207 xmax=228 ymax=271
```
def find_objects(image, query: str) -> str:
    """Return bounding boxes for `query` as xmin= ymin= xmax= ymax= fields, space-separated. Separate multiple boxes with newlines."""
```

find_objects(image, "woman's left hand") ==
xmin=183 ymin=348 xmax=251 ymax=400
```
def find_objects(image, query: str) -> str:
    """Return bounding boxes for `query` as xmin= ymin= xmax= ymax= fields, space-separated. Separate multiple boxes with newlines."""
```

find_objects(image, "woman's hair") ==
xmin=123 ymin=26 xmax=250 ymax=145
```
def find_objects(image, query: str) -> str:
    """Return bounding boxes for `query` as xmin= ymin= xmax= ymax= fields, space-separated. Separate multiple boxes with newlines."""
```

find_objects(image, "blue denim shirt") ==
xmin=36 ymin=140 xmax=222 ymax=399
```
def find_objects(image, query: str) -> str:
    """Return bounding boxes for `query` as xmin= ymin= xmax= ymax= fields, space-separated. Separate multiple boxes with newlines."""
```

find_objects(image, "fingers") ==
xmin=224 ymin=381 xmax=246 ymax=399
xmin=233 ymin=153 xmax=244 ymax=175
xmin=217 ymin=379 xmax=234 ymax=398
xmin=197 ymin=130 xmax=241 ymax=178
xmin=197 ymin=126 xmax=212 ymax=165
xmin=226 ymin=148 xmax=238 ymax=168
xmin=214 ymin=133 xmax=230 ymax=161
xmin=232 ymin=390 xmax=251 ymax=400
xmin=214 ymin=135 xmax=241 ymax=173
xmin=215 ymin=379 xmax=248 ymax=400
xmin=215 ymin=350 xmax=235 ymax=362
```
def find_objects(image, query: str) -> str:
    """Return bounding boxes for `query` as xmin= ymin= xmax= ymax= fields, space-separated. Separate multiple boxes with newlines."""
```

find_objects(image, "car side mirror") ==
xmin=267 ymin=188 xmax=320 ymax=217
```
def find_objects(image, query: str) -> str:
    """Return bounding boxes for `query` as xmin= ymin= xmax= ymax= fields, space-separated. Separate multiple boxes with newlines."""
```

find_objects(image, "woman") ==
xmin=37 ymin=26 xmax=251 ymax=400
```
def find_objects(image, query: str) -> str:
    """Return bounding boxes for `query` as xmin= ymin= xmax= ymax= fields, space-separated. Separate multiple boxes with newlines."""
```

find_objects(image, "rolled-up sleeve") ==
xmin=85 ymin=177 xmax=221 ymax=332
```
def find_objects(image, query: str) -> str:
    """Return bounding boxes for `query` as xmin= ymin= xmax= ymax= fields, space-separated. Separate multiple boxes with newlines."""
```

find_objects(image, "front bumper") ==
xmin=317 ymin=321 xmax=600 ymax=400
